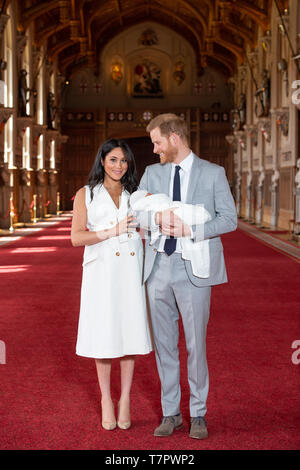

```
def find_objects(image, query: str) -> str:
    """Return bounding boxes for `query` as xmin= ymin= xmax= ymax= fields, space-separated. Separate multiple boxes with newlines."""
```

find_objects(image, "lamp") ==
xmin=111 ymin=63 xmax=123 ymax=85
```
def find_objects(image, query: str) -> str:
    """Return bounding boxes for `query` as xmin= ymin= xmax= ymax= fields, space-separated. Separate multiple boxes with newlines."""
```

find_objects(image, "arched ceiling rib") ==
xmin=17 ymin=0 xmax=272 ymax=77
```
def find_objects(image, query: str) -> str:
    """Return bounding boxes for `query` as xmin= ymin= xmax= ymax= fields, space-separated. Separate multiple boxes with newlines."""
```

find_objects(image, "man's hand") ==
xmin=155 ymin=208 xmax=192 ymax=238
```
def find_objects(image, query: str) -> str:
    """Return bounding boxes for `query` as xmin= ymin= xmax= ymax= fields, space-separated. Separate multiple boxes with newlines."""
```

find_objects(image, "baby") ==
xmin=130 ymin=190 xmax=211 ymax=278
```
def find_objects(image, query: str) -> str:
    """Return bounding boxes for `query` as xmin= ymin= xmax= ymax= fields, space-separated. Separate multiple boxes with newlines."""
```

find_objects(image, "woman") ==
xmin=71 ymin=139 xmax=152 ymax=431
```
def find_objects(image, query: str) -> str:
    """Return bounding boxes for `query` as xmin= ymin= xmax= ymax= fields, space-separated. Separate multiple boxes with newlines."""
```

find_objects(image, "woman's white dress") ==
xmin=76 ymin=184 xmax=152 ymax=358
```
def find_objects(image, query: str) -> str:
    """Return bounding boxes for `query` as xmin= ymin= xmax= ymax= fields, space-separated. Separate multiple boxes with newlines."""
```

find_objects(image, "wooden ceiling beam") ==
xmin=164 ymin=0 xmax=208 ymax=36
xmin=207 ymin=50 xmax=235 ymax=76
xmin=36 ymin=22 xmax=69 ymax=46
xmin=91 ymin=4 xmax=204 ymax=55
xmin=20 ymin=0 xmax=59 ymax=31
xmin=48 ymin=39 xmax=77 ymax=59
xmin=229 ymin=0 xmax=269 ymax=29
xmin=214 ymin=37 xmax=244 ymax=63
xmin=213 ymin=19 xmax=254 ymax=46
xmin=209 ymin=21 xmax=245 ymax=63
xmin=60 ymin=52 xmax=83 ymax=71
xmin=20 ymin=0 xmax=273 ymax=77
xmin=115 ymin=0 xmax=123 ymax=26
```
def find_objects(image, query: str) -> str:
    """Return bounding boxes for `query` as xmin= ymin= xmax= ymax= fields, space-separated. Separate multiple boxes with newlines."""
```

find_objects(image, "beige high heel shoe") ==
xmin=117 ymin=401 xmax=131 ymax=430
xmin=102 ymin=421 xmax=116 ymax=431
xmin=101 ymin=399 xmax=116 ymax=431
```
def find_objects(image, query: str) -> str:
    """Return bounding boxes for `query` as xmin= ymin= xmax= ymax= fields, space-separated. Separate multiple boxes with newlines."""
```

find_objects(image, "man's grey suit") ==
xmin=139 ymin=154 xmax=237 ymax=418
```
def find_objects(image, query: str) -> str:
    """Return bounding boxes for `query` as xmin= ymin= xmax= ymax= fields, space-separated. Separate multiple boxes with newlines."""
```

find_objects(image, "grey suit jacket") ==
xmin=138 ymin=153 xmax=237 ymax=287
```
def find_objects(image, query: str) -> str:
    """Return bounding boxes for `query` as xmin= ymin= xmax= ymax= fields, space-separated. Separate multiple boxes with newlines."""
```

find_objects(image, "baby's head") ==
xmin=130 ymin=189 xmax=152 ymax=207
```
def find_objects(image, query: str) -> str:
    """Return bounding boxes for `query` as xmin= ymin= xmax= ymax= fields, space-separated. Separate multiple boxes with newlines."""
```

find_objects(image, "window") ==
xmin=50 ymin=140 xmax=55 ymax=169
xmin=23 ymin=127 xmax=30 ymax=169
xmin=3 ymin=6 xmax=13 ymax=168
xmin=37 ymin=134 xmax=43 ymax=170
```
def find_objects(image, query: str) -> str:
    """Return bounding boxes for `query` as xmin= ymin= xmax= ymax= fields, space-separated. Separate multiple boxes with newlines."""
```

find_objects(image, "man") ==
xmin=138 ymin=113 xmax=237 ymax=439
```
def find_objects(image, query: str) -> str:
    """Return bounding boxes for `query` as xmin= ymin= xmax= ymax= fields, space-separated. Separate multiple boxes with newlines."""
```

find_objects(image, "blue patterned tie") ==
xmin=164 ymin=165 xmax=181 ymax=256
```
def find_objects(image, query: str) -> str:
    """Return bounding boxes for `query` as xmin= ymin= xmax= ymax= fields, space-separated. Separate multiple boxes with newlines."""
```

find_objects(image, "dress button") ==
xmin=116 ymin=252 xmax=120 ymax=256
xmin=130 ymin=252 xmax=135 ymax=256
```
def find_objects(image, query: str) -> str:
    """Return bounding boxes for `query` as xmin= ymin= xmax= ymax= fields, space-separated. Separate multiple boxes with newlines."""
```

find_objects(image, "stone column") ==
xmin=245 ymin=171 xmax=252 ymax=221
xmin=270 ymin=169 xmax=280 ymax=229
xmin=0 ymin=165 xmax=12 ymax=229
xmin=18 ymin=169 xmax=31 ymax=223
xmin=255 ymin=170 xmax=265 ymax=226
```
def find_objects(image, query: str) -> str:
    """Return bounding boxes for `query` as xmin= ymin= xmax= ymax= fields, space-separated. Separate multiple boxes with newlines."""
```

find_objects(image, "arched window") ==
xmin=23 ymin=127 xmax=30 ymax=169
xmin=22 ymin=33 xmax=31 ymax=116
xmin=3 ymin=4 xmax=13 ymax=167
xmin=50 ymin=139 xmax=55 ymax=169
xmin=36 ymin=46 xmax=45 ymax=168
xmin=37 ymin=134 xmax=43 ymax=170
xmin=22 ymin=31 xmax=31 ymax=169
xmin=37 ymin=52 xmax=44 ymax=126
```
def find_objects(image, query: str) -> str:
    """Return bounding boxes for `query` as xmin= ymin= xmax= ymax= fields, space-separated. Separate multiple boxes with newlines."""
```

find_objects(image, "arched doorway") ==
xmin=125 ymin=136 xmax=157 ymax=182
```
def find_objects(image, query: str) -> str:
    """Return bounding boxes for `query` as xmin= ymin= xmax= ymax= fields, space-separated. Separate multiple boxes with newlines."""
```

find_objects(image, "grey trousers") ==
xmin=146 ymin=252 xmax=211 ymax=418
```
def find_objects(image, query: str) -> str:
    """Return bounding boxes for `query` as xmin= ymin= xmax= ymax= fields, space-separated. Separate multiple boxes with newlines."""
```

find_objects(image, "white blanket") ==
xmin=130 ymin=190 xmax=211 ymax=278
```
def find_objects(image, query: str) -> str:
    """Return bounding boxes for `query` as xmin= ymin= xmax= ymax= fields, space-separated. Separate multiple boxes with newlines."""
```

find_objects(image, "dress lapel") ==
xmin=102 ymin=184 xmax=123 ymax=210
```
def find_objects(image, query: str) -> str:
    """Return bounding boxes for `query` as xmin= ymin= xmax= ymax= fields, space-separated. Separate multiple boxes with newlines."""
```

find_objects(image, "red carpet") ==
xmin=0 ymin=216 xmax=299 ymax=450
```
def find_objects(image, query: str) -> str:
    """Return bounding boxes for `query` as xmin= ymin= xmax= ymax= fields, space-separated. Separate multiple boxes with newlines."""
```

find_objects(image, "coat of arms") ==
xmin=138 ymin=29 xmax=158 ymax=46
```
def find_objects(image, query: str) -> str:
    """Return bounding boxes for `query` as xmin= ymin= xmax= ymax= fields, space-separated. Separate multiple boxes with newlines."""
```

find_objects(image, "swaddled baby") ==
xmin=130 ymin=190 xmax=211 ymax=278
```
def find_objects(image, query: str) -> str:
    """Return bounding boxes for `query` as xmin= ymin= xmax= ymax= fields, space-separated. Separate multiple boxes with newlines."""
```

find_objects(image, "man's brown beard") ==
xmin=159 ymin=143 xmax=178 ymax=164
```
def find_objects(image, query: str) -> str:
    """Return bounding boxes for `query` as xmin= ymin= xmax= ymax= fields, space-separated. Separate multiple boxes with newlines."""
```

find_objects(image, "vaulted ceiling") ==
xmin=17 ymin=0 xmax=276 ymax=77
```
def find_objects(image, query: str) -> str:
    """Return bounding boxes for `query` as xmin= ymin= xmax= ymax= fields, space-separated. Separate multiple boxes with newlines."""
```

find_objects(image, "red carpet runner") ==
xmin=0 ymin=216 xmax=299 ymax=450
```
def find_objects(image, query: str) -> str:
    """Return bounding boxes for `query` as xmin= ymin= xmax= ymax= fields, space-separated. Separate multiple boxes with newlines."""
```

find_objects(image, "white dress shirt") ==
xmin=157 ymin=151 xmax=194 ymax=253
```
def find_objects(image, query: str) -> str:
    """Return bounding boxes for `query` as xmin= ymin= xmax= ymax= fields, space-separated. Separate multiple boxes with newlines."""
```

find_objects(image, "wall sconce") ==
xmin=111 ymin=63 xmax=123 ymax=85
xmin=277 ymin=59 xmax=289 ymax=97
xmin=173 ymin=61 xmax=185 ymax=86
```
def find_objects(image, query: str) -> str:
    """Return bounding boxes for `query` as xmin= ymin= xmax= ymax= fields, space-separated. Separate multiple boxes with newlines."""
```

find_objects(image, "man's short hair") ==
xmin=146 ymin=113 xmax=188 ymax=143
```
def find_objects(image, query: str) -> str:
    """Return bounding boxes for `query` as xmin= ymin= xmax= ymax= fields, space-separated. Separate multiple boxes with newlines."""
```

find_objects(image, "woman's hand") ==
xmin=115 ymin=215 xmax=137 ymax=236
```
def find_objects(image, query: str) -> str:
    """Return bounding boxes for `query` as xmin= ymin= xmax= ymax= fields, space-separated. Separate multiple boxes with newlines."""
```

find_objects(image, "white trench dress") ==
xmin=76 ymin=184 xmax=153 ymax=358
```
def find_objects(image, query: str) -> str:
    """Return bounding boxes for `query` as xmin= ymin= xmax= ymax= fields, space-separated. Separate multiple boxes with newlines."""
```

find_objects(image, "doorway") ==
xmin=125 ymin=136 xmax=157 ymax=182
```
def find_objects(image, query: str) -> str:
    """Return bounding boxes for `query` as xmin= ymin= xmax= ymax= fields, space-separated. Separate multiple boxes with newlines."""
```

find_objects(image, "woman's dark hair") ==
xmin=88 ymin=139 xmax=138 ymax=200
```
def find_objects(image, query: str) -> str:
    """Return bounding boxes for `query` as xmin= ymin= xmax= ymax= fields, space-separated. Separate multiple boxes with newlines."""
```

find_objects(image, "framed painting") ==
xmin=132 ymin=60 xmax=163 ymax=98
